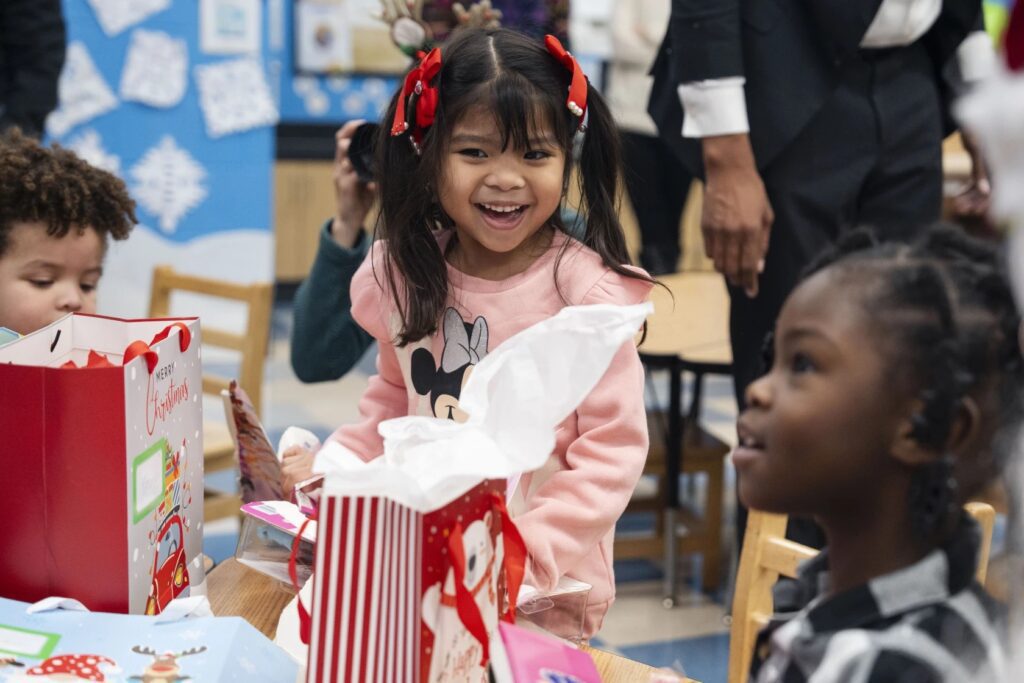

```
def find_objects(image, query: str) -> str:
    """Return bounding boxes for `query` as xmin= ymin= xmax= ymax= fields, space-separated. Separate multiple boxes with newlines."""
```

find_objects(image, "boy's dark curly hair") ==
xmin=804 ymin=224 xmax=1024 ymax=487
xmin=0 ymin=128 xmax=136 ymax=257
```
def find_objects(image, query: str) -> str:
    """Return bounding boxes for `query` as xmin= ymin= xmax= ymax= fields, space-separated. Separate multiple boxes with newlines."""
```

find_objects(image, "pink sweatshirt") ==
xmin=330 ymin=230 xmax=651 ymax=637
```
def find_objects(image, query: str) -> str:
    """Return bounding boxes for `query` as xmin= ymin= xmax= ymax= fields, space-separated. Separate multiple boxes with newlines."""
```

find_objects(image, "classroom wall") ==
xmin=53 ymin=0 xmax=277 ymax=322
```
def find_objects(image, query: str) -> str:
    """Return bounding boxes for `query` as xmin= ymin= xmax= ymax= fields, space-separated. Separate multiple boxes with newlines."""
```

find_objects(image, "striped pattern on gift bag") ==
xmin=308 ymin=496 xmax=422 ymax=683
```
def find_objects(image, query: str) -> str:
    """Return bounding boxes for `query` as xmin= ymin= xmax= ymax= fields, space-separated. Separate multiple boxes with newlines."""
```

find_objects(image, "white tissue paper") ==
xmin=314 ymin=302 xmax=653 ymax=512
xmin=276 ymin=302 xmax=650 ymax=670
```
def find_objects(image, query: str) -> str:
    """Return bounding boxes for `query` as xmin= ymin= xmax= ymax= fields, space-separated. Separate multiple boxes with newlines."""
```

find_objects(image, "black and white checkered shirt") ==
xmin=750 ymin=514 xmax=1007 ymax=682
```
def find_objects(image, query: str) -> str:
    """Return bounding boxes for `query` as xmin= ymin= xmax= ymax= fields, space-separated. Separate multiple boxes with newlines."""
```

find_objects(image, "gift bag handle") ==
xmin=290 ymin=514 xmax=317 ymax=645
xmin=150 ymin=322 xmax=192 ymax=352
xmin=446 ymin=492 xmax=529 ymax=666
xmin=448 ymin=523 xmax=492 ymax=666
xmin=489 ymin=491 xmax=526 ymax=624
xmin=123 ymin=322 xmax=193 ymax=374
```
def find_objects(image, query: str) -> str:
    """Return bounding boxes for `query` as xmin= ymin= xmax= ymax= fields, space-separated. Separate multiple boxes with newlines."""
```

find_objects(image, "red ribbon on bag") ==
xmin=448 ymin=523 xmax=493 ymax=666
xmin=150 ymin=322 xmax=192 ymax=352
xmin=490 ymin=491 xmax=526 ymax=623
xmin=123 ymin=322 xmax=193 ymax=374
xmin=443 ymin=491 xmax=529 ymax=666
xmin=289 ymin=513 xmax=318 ymax=645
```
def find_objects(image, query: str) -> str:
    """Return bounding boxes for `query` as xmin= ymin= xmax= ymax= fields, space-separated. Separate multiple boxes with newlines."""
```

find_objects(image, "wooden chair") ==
xmin=148 ymin=265 xmax=273 ymax=522
xmin=621 ymin=273 xmax=733 ymax=599
xmin=727 ymin=502 xmax=997 ymax=683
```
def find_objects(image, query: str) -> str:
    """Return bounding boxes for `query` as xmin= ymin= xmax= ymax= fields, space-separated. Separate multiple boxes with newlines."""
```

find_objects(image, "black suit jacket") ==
xmin=649 ymin=0 xmax=983 ymax=175
xmin=0 ymin=0 xmax=65 ymax=137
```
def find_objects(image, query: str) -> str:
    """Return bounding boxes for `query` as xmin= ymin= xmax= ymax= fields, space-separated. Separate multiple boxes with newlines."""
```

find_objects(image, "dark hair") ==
xmin=374 ymin=28 xmax=652 ymax=345
xmin=805 ymin=224 xmax=1024 ymax=482
xmin=0 ymin=128 xmax=136 ymax=257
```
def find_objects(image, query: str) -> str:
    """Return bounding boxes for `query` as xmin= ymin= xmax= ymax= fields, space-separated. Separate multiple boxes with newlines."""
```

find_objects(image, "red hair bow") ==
xmin=544 ymin=35 xmax=587 ymax=129
xmin=391 ymin=47 xmax=443 ymax=143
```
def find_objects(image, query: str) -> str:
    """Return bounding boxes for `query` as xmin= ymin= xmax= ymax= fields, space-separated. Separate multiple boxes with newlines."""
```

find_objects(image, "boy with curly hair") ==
xmin=0 ymin=128 xmax=136 ymax=334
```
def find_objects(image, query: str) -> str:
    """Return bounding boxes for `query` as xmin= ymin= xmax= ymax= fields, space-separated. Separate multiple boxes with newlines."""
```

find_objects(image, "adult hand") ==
xmin=950 ymin=131 xmax=992 ymax=224
xmin=332 ymin=119 xmax=377 ymax=249
xmin=701 ymin=133 xmax=774 ymax=297
xmin=281 ymin=445 xmax=316 ymax=501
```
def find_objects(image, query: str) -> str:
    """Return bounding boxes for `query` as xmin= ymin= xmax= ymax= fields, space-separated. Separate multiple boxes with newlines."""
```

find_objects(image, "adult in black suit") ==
xmin=0 ymin=0 xmax=65 ymax=138
xmin=649 ymin=0 xmax=993 ymax=546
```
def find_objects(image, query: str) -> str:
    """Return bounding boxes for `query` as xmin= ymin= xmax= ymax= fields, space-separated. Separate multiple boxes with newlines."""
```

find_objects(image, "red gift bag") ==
xmin=305 ymin=480 xmax=526 ymax=683
xmin=0 ymin=313 xmax=204 ymax=614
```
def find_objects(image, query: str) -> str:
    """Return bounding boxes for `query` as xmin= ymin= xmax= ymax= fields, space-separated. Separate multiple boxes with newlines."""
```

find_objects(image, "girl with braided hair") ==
xmin=735 ymin=224 xmax=1023 ymax=682
xmin=0 ymin=128 xmax=135 ymax=335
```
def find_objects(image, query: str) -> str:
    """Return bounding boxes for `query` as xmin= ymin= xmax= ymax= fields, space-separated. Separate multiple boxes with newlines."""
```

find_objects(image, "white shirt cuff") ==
xmin=956 ymin=30 xmax=997 ymax=84
xmin=677 ymin=78 xmax=750 ymax=138
xmin=860 ymin=0 xmax=940 ymax=48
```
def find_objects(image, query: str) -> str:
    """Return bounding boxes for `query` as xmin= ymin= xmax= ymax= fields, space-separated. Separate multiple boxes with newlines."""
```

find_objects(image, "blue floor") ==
xmin=620 ymin=633 xmax=730 ymax=683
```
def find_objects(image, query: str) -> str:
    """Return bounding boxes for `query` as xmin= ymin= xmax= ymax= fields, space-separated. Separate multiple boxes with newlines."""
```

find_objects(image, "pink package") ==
xmin=490 ymin=621 xmax=601 ymax=683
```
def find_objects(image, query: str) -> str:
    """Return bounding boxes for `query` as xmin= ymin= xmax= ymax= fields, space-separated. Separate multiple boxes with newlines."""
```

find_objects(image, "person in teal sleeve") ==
xmin=290 ymin=120 xmax=376 ymax=383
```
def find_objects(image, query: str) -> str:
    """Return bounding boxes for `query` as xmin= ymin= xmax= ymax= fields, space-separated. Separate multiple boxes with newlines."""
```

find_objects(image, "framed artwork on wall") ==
xmin=294 ymin=0 xmax=410 ymax=75
xmin=200 ymin=0 xmax=262 ymax=55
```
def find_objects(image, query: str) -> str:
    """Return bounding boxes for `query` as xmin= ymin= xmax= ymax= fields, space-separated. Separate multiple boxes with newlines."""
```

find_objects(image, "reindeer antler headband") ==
xmin=376 ymin=0 xmax=503 ymax=55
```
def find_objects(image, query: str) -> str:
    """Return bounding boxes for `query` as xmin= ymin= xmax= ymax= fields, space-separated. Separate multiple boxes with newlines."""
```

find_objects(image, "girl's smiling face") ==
xmin=438 ymin=105 xmax=565 ymax=278
xmin=734 ymin=269 xmax=913 ymax=518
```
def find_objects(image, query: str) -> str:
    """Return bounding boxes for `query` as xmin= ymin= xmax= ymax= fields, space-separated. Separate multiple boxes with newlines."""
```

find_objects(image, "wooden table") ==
xmin=206 ymin=558 xmax=696 ymax=682
xmin=640 ymin=272 xmax=733 ymax=605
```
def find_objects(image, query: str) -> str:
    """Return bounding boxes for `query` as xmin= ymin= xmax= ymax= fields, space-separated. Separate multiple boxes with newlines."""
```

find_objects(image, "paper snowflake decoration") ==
xmin=67 ymin=129 xmax=121 ymax=176
xmin=87 ymin=0 xmax=170 ymax=36
xmin=195 ymin=58 xmax=279 ymax=138
xmin=130 ymin=136 xmax=208 ymax=234
xmin=46 ymin=42 xmax=118 ymax=138
xmin=120 ymin=29 xmax=188 ymax=108
xmin=341 ymin=92 xmax=368 ymax=116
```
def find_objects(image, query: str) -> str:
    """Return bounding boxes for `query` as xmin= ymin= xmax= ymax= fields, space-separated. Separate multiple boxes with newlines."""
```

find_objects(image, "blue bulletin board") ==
xmin=53 ymin=1 xmax=405 ymax=318
xmin=268 ymin=0 xmax=399 ymax=124
xmin=55 ymin=0 xmax=278 ymax=318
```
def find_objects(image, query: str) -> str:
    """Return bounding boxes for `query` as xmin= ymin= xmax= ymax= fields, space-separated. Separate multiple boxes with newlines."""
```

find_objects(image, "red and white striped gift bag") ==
xmin=308 ymin=496 xmax=422 ymax=683
xmin=306 ymin=480 xmax=525 ymax=683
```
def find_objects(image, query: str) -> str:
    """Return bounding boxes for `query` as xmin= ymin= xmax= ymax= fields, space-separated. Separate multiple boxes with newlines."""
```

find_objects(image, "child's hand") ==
xmin=331 ymin=120 xmax=377 ymax=249
xmin=281 ymin=445 xmax=316 ymax=500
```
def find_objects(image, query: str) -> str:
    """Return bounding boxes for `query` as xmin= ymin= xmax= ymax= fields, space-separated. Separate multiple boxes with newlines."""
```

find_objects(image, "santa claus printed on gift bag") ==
xmin=305 ymin=480 xmax=525 ymax=683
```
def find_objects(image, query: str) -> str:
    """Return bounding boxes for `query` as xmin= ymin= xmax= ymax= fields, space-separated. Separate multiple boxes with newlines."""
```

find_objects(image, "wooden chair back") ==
xmin=727 ymin=502 xmax=997 ymax=683
xmin=148 ymin=266 xmax=273 ymax=522
xmin=148 ymin=265 xmax=273 ymax=414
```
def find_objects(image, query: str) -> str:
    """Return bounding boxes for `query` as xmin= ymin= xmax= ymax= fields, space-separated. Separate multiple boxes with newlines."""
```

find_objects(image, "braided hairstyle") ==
xmin=804 ymin=224 xmax=1024 ymax=498
xmin=0 ymin=128 xmax=136 ymax=257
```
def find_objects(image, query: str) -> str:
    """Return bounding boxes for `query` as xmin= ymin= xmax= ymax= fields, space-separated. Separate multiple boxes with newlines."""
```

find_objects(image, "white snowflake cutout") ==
xmin=195 ymin=58 xmax=279 ymax=138
xmin=305 ymin=90 xmax=330 ymax=116
xmin=66 ymin=129 xmax=121 ymax=176
xmin=87 ymin=0 xmax=171 ymax=36
xmin=362 ymin=78 xmax=389 ymax=100
xmin=46 ymin=42 xmax=118 ymax=138
xmin=341 ymin=92 xmax=367 ymax=116
xmin=120 ymin=29 xmax=189 ymax=108
xmin=130 ymin=136 xmax=208 ymax=234
xmin=326 ymin=75 xmax=352 ymax=93
xmin=293 ymin=75 xmax=319 ymax=97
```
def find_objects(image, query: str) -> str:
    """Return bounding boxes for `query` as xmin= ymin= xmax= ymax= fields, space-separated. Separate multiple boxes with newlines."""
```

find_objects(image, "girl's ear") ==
xmin=891 ymin=396 xmax=981 ymax=466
